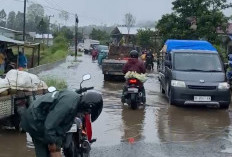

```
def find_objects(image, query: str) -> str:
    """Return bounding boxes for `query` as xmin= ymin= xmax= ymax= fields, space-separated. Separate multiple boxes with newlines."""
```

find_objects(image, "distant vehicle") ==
xmin=96 ymin=45 xmax=109 ymax=65
xmin=158 ymin=40 xmax=231 ymax=109
xmin=102 ymin=45 xmax=135 ymax=81
xmin=78 ymin=43 xmax=84 ymax=52
xmin=83 ymin=39 xmax=100 ymax=54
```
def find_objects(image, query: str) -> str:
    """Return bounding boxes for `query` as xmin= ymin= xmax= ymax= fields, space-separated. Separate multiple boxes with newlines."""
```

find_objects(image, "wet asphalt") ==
xmin=1 ymin=54 xmax=232 ymax=157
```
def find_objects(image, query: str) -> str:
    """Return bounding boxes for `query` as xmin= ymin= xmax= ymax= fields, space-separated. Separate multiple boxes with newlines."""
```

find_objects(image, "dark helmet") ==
xmin=130 ymin=50 xmax=139 ymax=58
xmin=81 ymin=92 xmax=103 ymax=122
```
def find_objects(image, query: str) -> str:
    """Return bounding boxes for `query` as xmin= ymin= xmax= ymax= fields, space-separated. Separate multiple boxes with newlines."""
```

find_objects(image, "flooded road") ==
xmin=1 ymin=54 xmax=232 ymax=157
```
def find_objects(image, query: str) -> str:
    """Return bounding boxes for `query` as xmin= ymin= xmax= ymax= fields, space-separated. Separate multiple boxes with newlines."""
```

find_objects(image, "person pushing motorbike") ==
xmin=21 ymin=88 xmax=102 ymax=157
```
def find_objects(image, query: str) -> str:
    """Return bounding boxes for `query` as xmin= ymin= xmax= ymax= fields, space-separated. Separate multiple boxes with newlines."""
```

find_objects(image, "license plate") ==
xmin=194 ymin=96 xmax=211 ymax=102
xmin=128 ymin=88 xmax=138 ymax=93
xmin=67 ymin=124 xmax=77 ymax=133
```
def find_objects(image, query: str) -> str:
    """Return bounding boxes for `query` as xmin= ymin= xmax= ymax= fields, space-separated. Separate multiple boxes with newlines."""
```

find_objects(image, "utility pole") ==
xmin=75 ymin=14 xmax=79 ymax=60
xmin=47 ymin=15 xmax=54 ymax=46
xmin=23 ymin=0 xmax=26 ymax=42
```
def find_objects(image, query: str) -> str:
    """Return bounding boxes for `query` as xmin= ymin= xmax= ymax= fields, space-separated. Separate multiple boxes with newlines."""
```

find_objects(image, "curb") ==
xmin=28 ymin=59 xmax=66 ymax=74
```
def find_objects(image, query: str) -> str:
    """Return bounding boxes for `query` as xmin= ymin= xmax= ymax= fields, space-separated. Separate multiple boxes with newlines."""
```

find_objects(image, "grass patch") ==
xmin=42 ymin=77 xmax=67 ymax=90
xmin=69 ymin=51 xmax=83 ymax=57
xmin=40 ymin=35 xmax=69 ymax=64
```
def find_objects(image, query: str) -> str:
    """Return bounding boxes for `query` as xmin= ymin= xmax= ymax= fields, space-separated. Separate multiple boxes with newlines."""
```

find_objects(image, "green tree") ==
xmin=0 ymin=9 xmax=6 ymax=27
xmin=90 ymin=28 xmax=110 ymax=44
xmin=137 ymin=29 xmax=155 ymax=49
xmin=27 ymin=3 xmax=45 ymax=32
xmin=59 ymin=11 xmax=69 ymax=25
xmin=60 ymin=26 xmax=74 ymax=41
xmin=156 ymin=0 xmax=231 ymax=44
xmin=7 ymin=11 xmax=16 ymax=29
xmin=37 ymin=18 xmax=48 ymax=44
xmin=15 ymin=11 xmax=24 ymax=31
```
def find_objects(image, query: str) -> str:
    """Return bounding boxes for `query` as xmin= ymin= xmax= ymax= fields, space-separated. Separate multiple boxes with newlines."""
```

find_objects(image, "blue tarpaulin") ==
xmin=165 ymin=40 xmax=217 ymax=53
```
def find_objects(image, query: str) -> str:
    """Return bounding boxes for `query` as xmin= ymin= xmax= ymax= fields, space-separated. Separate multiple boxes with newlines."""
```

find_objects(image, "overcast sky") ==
xmin=2 ymin=0 xmax=232 ymax=26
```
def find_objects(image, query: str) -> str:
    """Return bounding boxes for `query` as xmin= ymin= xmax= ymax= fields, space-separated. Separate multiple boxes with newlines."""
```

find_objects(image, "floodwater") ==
xmin=1 ymin=54 xmax=232 ymax=157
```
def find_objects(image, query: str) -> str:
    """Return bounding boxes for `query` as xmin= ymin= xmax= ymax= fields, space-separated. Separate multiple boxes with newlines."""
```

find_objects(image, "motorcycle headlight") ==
xmin=171 ymin=80 xmax=186 ymax=88
xmin=218 ymin=82 xmax=230 ymax=90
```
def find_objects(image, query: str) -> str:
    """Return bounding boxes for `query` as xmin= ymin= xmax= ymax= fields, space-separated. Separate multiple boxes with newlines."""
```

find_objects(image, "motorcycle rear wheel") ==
xmin=130 ymin=94 xmax=138 ymax=110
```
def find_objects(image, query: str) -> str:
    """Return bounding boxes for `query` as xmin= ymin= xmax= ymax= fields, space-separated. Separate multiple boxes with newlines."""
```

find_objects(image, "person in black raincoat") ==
xmin=21 ymin=90 xmax=80 ymax=157
xmin=145 ymin=50 xmax=154 ymax=70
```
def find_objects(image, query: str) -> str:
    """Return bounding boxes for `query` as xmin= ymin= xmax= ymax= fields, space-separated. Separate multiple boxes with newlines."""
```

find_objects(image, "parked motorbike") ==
xmin=62 ymin=74 xmax=102 ymax=157
xmin=123 ymin=78 xmax=146 ymax=110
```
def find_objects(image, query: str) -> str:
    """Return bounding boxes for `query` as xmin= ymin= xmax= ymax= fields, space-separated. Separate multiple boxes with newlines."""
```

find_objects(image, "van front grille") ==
xmin=188 ymin=85 xmax=216 ymax=90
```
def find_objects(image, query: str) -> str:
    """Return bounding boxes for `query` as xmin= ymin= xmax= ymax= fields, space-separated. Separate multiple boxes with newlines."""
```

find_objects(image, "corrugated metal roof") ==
xmin=0 ymin=26 xmax=22 ymax=33
xmin=0 ymin=35 xmax=24 ymax=45
xmin=35 ymin=34 xmax=53 ymax=39
xmin=117 ymin=27 xmax=155 ymax=35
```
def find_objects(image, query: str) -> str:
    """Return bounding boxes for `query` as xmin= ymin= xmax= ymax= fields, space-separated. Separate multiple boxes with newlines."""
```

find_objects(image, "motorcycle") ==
xmin=62 ymin=74 xmax=101 ymax=157
xmin=145 ymin=57 xmax=153 ymax=71
xmin=123 ymin=78 xmax=146 ymax=110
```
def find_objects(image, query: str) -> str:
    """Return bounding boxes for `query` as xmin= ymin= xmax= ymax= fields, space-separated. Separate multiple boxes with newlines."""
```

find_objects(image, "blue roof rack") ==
xmin=165 ymin=40 xmax=217 ymax=53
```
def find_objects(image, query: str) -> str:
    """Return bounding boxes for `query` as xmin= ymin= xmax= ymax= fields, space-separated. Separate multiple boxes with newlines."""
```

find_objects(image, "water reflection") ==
xmin=157 ymin=106 xmax=230 ymax=142
xmin=0 ymin=129 xmax=35 ymax=157
xmin=121 ymin=107 xmax=145 ymax=142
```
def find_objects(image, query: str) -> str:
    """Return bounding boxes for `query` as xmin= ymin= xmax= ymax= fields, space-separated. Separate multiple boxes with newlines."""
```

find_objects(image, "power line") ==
xmin=6 ymin=0 xmax=107 ymax=25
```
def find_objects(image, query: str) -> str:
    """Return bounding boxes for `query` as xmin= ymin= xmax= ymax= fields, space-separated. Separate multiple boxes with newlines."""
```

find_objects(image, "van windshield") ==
xmin=174 ymin=52 xmax=223 ymax=72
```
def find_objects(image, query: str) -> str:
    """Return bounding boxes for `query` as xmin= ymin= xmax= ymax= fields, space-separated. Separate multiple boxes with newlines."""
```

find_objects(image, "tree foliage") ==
xmin=90 ymin=28 xmax=110 ymax=44
xmin=59 ymin=11 xmax=69 ymax=25
xmin=37 ymin=18 xmax=48 ymax=34
xmin=14 ymin=11 xmax=24 ymax=31
xmin=0 ymin=9 xmax=6 ymax=27
xmin=137 ymin=29 xmax=155 ymax=49
xmin=26 ymin=3 xmax=47 ymax=32
xmin=156 ymin=0 xmax=231 ymax=44
xmin=7 ymin=11 xmax=16 ymax=29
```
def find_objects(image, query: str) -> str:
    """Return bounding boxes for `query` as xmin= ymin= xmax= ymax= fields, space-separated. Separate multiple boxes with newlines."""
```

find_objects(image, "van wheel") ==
xmin=220 ymin=104 xmax=230 ymax=109
xmin=160 ymin=84 xmax=165 ymax=94
xmin=168 ymin=89 xmax=175 ymax=105
xmin=104 ymin=74 xmax=111 ymax=81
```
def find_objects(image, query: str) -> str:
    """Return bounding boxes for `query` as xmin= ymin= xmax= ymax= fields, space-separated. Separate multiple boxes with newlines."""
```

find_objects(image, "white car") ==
xmin=78 ymin=43 xmax=84 ymax=52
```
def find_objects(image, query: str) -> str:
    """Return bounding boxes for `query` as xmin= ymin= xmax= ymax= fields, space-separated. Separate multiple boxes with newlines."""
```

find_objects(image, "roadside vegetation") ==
xmin=156 ymin=0 xmax=232 ymax=62
xmin=40 ymin=34 xmax=69 ymax=64
xmin=42 ymin=76 xmax=67 ymax=90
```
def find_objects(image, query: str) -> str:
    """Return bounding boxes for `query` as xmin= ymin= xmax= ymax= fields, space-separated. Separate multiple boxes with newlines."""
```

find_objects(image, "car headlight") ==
xmin=218 ymin=82 xmax=230 ymax=90
xmin=171 ymin=80 xmax=186 ymax=88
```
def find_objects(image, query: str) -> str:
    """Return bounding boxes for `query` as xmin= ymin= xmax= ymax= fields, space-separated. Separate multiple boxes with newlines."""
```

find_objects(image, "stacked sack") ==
xmin=124 ymin=71 xmax=147 ymax=83
xmin=0 ymin=70 xmax=48 ymax=95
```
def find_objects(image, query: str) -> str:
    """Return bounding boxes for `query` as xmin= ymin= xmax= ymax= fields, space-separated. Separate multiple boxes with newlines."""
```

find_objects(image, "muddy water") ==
xmin=1 ymin=54 xmax=232 ymax=156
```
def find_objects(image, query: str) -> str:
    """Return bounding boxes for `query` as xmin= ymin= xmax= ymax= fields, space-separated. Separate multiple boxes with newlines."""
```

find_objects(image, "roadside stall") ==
xmin=0 ymin=35 xmax=45 ymax=130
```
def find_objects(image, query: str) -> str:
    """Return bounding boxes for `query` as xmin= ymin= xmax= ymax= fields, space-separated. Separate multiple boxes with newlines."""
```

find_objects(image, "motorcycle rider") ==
xmin=121 ymin=50 xmax=146 ymax=104
xmin=123 ymin=50 xmax=146 ymax=74
xmin=21 ymin=89 xmax=102 ymax=157
xmin=92 ymin=47 xmax=98 ymax=61
xmin=145 ymin=50 xmax=154 ymax=70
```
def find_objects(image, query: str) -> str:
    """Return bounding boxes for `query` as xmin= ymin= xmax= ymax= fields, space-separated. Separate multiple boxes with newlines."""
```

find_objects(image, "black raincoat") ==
xmin=21 ymin=90 xmax=80 ymax=145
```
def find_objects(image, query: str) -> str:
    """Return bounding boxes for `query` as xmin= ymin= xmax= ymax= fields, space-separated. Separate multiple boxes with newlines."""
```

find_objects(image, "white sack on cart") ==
xmin=0 ymin=78 xmax=10 ymax=93
xmin=5 ymin=70 xmax=48 ymax=91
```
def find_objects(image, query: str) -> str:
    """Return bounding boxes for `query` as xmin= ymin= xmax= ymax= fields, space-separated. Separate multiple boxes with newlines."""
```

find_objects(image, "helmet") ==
xmin=81 ymin=92 xmax=103 ymax=122
xmin=130 ymin=50 xmax=139 ymax=58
